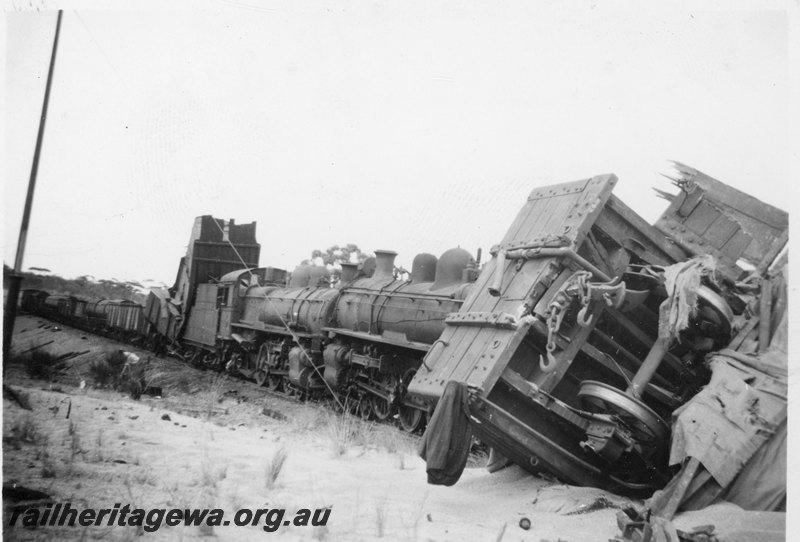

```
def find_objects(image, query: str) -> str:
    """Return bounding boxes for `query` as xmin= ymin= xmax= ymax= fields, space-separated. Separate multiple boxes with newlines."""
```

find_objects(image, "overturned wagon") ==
xmin=410 ymin=166 xmax=787 ymax=497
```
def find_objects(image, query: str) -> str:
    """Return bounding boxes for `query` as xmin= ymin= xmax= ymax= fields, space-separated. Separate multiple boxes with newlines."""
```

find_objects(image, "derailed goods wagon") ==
xmin=410 ymin=164 xmax=787 ymax=504
xmin=19 ymin=289 xmax=48 ymax=314
xmin=43 ymin=294 xmax=75 ymax=319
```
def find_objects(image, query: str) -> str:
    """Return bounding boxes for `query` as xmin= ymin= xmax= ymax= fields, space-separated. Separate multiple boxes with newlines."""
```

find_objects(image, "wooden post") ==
xmin=3 ymin=10 xmax=63 ymax=366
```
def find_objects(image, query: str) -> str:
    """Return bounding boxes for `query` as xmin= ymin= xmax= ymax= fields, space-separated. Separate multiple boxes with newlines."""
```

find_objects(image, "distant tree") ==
xmin=302 ymin=244 xmax=368 ymax=267
xmin=300 ymin=244 xmax=370 ymax=284
xmin=10 ymin=269 xmax=146 ymax=304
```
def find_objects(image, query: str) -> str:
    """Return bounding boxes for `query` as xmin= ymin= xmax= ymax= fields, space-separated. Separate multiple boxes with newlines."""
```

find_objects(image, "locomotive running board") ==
xmin=322 ymin=327 xmax=430 ymax=352
xmin=232 ymin=321 xmax=316 ymax=339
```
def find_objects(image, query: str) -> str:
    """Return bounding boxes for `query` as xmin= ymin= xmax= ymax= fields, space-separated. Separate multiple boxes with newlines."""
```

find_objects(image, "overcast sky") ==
xmin=3 ymin=0 xmax=795 ymax=285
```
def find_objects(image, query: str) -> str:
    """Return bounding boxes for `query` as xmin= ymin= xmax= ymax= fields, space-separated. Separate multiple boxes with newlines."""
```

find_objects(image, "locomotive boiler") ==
xmin=228 ymin=246 xmax=479 ymax=431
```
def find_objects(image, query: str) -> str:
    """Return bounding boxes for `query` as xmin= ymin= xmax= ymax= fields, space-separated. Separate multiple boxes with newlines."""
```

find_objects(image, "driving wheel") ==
xmin=397 ymin=368 xmax=424 ymax=432
xmin=358 ymin=397 xmax=374 ymax=421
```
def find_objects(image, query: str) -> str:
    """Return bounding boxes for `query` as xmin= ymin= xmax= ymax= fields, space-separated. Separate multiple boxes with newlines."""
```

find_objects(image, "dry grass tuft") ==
xmin=11 ymin=413 xmax=41 ymax=445
xmin=374 ymin=496 xmax=388 ymax=538
xmin=326 ymin=410 xmax=377 ymax=457
xmin=65 ymin=419 xmax=84 ymax=475
xmin=289 ymin=407 xmax=327 ymax=434
xmin=132 ymin=469 xmax=159 ymax=486
xmin=204 ymin=373 xmax=228 ymax=420
xmin=312 ymin=523 xmax=330 ymax=540
xmin=92 ymin=429 xmax=106 ymax=463
xmin=38 ymin=438 xmax=57 ymax=478
xmin=200 ymin=453 xmax=228 ymax=488
xmin=327 ymin=412 xmax=355 ymax=456
xmin=264 ymin=447 xmax=288 ymax=489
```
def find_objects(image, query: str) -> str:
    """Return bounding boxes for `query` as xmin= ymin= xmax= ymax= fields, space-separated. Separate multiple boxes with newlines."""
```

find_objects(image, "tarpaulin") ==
xmin=418 ymin=380 xmax=474 ymax=486
xmin=669 ymin=356 xmax=786 ymax=488
xmin=657 ymin=255 xmax=717 ymax=343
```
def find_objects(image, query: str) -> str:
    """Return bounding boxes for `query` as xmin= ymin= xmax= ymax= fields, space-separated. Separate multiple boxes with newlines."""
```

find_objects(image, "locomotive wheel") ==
xmin=398 ymin=406 xmax=424 ymax=433
xmin=254 ymin=368 xmax=268 ymax=387
xmin=254 ymin=344 xmax=270 ymax=387
xmin=371 ymin=373 xmax=396 ymax=421
xmin=358 ymin=398 xmax=374 ymax=421
xmin=266 ymin=373 xmax=283 ymax=392
xmin=398 ymin=368 xmax=424 ymax=432
xmin=371 ymin=395 xmax=394 ymax=421
xmin=577 ymin=380 xmax=669 ymax=449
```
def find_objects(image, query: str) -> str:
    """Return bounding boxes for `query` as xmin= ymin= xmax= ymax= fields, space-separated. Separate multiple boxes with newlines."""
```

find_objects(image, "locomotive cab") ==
xmin=181 ymin=267 xmax=286 ymax=357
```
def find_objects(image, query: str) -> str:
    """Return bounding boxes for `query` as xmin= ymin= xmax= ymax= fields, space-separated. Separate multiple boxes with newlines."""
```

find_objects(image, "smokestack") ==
xmin=373 ymin=250 xmax=397 ymax=279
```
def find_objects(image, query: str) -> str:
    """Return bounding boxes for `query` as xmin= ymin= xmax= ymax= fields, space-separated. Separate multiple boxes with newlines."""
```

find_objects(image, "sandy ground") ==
xmin=2 ymin=315 xmax=784 ymax=541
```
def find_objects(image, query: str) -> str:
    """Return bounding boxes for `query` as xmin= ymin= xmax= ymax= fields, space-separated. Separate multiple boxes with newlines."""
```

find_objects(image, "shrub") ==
xmin=89 ymin=359 xmax=117 ymax=386
xmin=25 ymin=350 xmax=59 ymax=380
xmin=11 ymin=413 xmax=40 ymax=445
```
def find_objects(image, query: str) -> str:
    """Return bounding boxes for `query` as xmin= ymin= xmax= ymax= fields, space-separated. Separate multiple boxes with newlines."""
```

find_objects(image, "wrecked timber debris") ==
xmin=412 ymin=164 xmax=787 ymax=528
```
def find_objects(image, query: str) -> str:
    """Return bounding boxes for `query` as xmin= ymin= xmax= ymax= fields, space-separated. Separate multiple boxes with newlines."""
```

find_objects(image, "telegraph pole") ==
xmin=3 ymin=10 xmax=63 ymax=366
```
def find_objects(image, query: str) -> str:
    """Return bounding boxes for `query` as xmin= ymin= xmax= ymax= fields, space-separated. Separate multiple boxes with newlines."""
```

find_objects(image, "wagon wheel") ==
xmin=695 ymin=285 xmax=734 ymax=342
xmin=371 ymin=373 xmax=396 ymax=422
xmin=398 ymin=368 xmax=424 ymax=432
xmin=577 ymin=380 xmax=669 ymax=449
